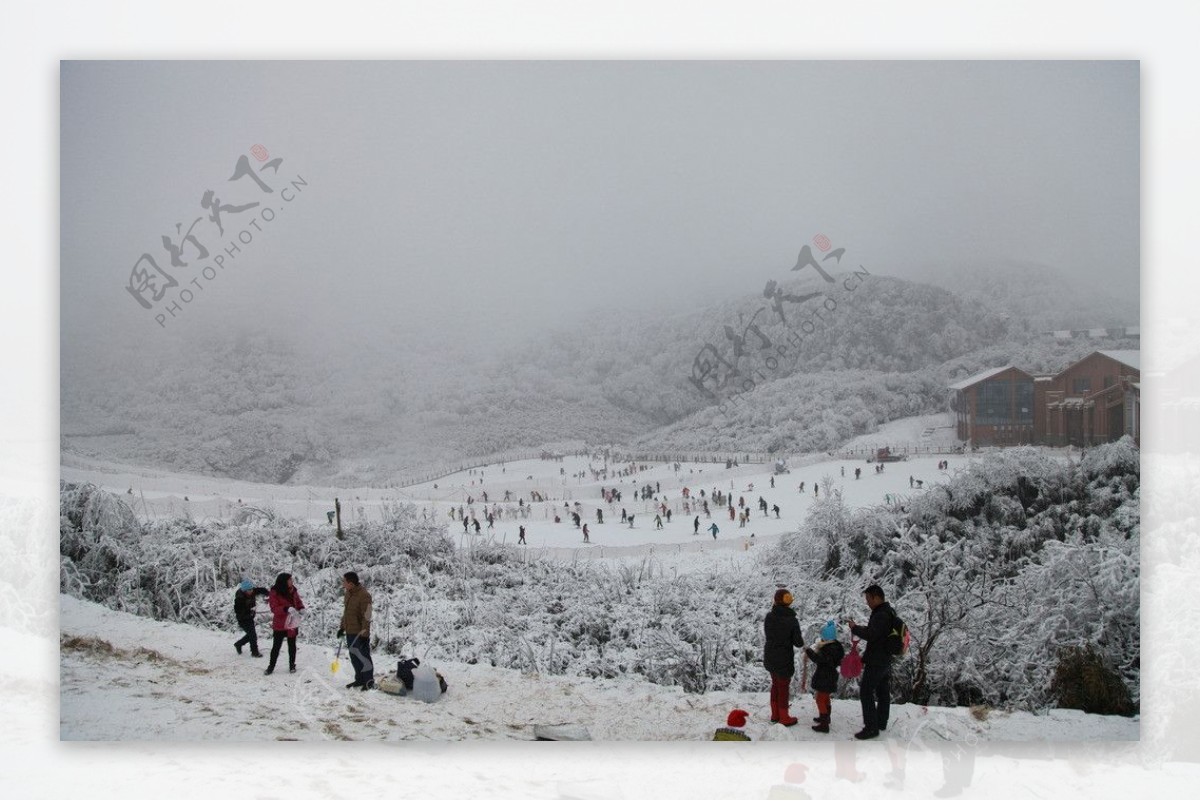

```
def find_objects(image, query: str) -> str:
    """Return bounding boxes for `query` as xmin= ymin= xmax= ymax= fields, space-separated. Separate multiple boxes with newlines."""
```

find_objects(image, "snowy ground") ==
xmin=62 ymin=414 xmax=981 ymax=559
xmin=58 ymin=421 xmax=1134 ymax=750
xmin=46 ymin=425 xmax=1189 ymax=795
xmin=60 ymin=594 xmax=1136 ymax=744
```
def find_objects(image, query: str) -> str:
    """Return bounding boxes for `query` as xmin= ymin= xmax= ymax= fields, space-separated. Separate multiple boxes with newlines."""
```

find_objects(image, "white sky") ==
xmin=60 ymin=59 xmax=1138 ymax=360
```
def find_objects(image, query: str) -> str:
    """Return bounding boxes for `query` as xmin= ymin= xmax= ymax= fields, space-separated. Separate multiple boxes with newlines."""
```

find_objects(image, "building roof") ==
xmin=948 ymin=364 xmax=1027 ymax=391
xmin=1098 ymin=350 xmax=1141 ymax=371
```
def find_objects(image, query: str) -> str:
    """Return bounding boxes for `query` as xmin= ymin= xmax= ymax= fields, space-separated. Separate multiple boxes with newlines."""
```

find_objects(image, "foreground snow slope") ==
xmin=61 ymin=595 xmax=1136 ymax=743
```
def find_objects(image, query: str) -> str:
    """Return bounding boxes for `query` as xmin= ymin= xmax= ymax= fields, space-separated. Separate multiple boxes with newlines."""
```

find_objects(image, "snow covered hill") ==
xmin=60 ymin=438 xmax=1141 ymax=718
xmin=60 ymin=594 xmax=1136 ymax=744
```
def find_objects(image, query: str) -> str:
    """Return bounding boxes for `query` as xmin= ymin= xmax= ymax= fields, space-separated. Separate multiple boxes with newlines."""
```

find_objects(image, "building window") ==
xmin=1015 ymin=380 xmax=1033 ymax=423
xmin=1072 ymin=377 xmax=1091 ymax=395
xmin=977 ymin=380 xmax=1011 ymax=424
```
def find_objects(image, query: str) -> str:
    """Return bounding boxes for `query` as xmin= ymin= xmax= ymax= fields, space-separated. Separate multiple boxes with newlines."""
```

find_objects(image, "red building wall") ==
xmin=1041 ymin=353 xmax=1139 ymax=445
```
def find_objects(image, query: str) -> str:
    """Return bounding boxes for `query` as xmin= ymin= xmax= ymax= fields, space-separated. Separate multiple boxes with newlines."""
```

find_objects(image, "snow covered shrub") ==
xmin=762 ymin=440 xmax=1140 ymax=712
xmin=1050 ymin=645 xmax=1136 ymax=716
xmin=1081 ymin=436 xmax=1140 ymax=482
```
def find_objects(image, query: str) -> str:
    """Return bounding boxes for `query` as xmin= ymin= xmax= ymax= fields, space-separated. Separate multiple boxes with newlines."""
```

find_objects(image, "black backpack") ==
xmin=886 ymin=609 xmax=909 ymax=657
xmin=397 ymin=657 xmax=420 ymax=690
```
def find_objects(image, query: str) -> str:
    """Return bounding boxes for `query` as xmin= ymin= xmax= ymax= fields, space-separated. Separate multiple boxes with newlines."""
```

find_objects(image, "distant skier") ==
xmin=597 ymin=508 xmax=603 ymax=524
xmin=855 ymin=468 xmax=861 ymax=480
xmin=694 ymin=515 xmax=701 ymax=535
xmin=628 ymin=514 xmax=635 ymax=528
xmin=473 ymin=518 xmax=481 ymax=534
xmin=709 ymin=522 xmax=719 ymax=540
xmin=770 ymin=476 xmax=775 ymax=489
xmin=621 ymin=508 xmax=628 ymax=523
xmin=773 ymin=504 xmax=780 ymax=519
xmin=655 ymin=514 xmax=663 ymax=529
xmin=518 ymin=525 xmax=526 ymax=545
xmin=583 ymin=523 xmax=590 ymax=543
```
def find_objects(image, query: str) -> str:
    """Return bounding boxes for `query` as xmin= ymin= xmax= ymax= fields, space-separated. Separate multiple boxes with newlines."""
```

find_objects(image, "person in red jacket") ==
xmin=265 ymin=572 xmax=304 ymax=675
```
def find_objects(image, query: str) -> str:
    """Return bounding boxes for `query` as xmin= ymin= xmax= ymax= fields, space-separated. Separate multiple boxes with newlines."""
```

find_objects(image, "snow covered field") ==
xmin=57 ymin=427 xmax=1142 ymax=754
xmin=62 ymin=414 xmax=979 ymax=558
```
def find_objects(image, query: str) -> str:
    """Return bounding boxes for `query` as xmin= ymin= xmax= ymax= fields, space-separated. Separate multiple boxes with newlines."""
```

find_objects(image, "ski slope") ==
xmin=62 ymin=445 xmax=978 ymax=556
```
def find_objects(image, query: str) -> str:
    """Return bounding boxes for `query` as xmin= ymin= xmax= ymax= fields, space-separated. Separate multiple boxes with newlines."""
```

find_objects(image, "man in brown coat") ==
xmin=337 ymin=571 xmax=374 ymax=690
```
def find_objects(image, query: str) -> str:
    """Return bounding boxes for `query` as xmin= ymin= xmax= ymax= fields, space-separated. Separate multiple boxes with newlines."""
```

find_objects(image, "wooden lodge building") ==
xmin=950 ymin=350 xmax=1140 ymax=447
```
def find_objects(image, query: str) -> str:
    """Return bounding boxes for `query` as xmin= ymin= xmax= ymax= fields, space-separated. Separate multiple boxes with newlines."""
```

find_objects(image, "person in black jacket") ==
xmin=763 ymin=588 xmax=804 ymax=726
xmin=804 ymin=620 xmax=845 ymax=733
xmin=848 ymin=584 xmax=897 ymax=739
xmin=233 ymin=579 xmax=269 ymax=657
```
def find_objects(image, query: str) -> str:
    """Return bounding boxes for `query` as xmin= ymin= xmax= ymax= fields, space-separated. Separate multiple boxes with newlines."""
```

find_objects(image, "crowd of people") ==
xmin=203 ymin=442 xmax=966 ymax=749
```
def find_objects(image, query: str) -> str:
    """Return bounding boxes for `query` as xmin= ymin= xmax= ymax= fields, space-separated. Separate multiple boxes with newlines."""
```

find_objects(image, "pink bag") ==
xmin=840 ymin=637 xmax=863 ymax=679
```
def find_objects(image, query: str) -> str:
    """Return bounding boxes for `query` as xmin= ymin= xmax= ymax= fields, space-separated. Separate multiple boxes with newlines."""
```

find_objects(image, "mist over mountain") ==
xmin=913 ymin=260 xmax=1138 ymax=333
xmin=61 ymin=265 xmax=1138 ymax=485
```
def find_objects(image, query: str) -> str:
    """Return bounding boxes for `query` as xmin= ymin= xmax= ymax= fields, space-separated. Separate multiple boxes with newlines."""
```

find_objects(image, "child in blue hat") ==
xmin=804 ymin=620 xmax=845 ymax=733
xmin=233 ymin=579 xmax=269 ymax=657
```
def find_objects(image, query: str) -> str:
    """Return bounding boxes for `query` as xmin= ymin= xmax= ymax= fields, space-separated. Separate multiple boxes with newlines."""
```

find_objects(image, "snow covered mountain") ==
xmin=61 ymin=268 xmax=1136 ymax=486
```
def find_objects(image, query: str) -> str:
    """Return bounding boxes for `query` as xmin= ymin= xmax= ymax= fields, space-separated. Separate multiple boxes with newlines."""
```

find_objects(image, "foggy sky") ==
xmin=61 ymin=60 xmax=1139 ymax=363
